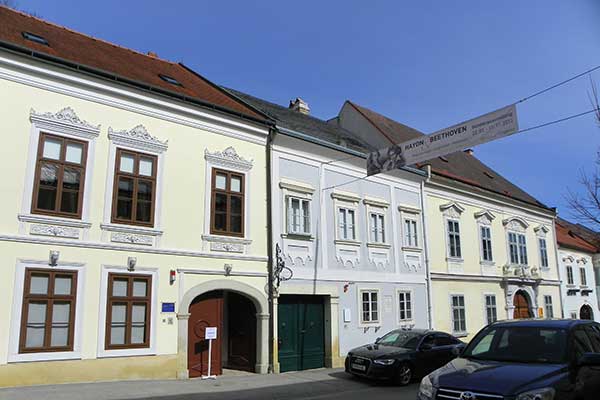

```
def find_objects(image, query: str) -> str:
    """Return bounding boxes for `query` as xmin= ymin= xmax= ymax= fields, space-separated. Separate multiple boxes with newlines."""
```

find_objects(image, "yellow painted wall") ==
xmin=0 ymin=72 xmax=269 ymax=386
xmin=426 ymin=192 xmax=558 ymax=280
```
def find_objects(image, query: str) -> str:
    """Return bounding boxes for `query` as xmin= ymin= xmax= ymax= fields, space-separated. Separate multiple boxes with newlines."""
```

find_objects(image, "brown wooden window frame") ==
xmin=111 ymin=149 xmax=158 ymax=227
xmin=210 ymin=168 xmax=245 ymax=237
xmin=105 ymin=273 xmax=152 ymax=350
xmin=31 ymin=132 xmax=88 ymax=219
xmin=19 ymin=268 xmax=78 ymax=353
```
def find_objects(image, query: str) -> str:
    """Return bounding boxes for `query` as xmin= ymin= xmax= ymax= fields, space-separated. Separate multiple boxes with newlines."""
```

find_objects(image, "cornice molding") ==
xmin=503 ymin=216 xmax=530 ymax=230
xmin=30 ymin=107 xmax=100 ymax=139
xmin=204 ymin=146 xmax=253 ymax=171
xmin=108 ymin=125 xmax=168 ymax=153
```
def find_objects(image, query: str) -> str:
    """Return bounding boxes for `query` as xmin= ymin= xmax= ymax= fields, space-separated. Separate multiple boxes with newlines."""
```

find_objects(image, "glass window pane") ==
xmin=136 ymin=201 xmax=152 ymax=223
xmin=131 ymin=326 xmax=145 ymax=344
xmin=215 ymin=173 xmax=227 ymax=190
xmin=139 ymin=157 xmax=154 ymax=177
xmin=132 ymin=304 xmax=146 ymax=323
xmin=214 ymin=213 xmax=226 ymax=231
xmin=26 ymin=302 xmax=47 ymax=348
xmin=119 ymin=154 xmax=135 ymax=173
xmin=37 ymin=163 xmax=59 ymax=210
xmin=30 ymin=274 xmax=49 ymax=294
xmin=112 ymin=279 xmax=128 ymax=297
xmin=230 ymin=196 xmax=242 ymax=214
xmin=43 ymin=137 xmax=62 ymax=160
xmin=110 ymin=326 xmax=126 ymax=345
xmin=215 ymin=193 xmax=227 ymax=212
xmin=51 ymin=302 xmax=70 ymax=347
xmin=65 ymin=143 xmax=83 ymax=164
xmin=230 ymin=215 xmax=242 ymax=233
xmin=54 ymin=276 xmax=72 ymax=295
xmin=111 ymin=303 xmax=127 ymax=323
xmin=137 ymin=181 xmax=153 ymax=201
xmin=61 ymin=168 xmax=81 ymax=213
xmin=116 ymin=178 xmax=134 ymax=219
xmin=133 ymin=280 xmax=147 ymax=297
xmin=231 ymin=176 xmax=242 ymax=192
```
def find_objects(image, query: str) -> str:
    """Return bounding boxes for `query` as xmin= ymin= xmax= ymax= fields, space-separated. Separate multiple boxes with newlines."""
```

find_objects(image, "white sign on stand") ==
xmin=202 ymin=327 xmax=218 ymax=380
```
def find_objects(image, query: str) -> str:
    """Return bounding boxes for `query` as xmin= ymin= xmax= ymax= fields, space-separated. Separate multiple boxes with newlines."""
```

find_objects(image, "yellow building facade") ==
xmin=425 ymin=176 xmax=562 ymax=341
xmin=0 ymin=45 xmax=271 ymax=387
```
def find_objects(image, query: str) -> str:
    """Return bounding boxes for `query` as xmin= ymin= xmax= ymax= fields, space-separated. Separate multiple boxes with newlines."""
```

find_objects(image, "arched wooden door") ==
xmin=188 ymin=291 xmax=223 ymax=378
xmin=513 ymin=291 xmax=532 ymax=319
xmin=580 ymin=304 xmax=594 ymax=320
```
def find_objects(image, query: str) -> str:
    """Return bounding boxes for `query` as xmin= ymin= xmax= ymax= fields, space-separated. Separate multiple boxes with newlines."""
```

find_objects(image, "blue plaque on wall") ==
xmin=161 ymin=302 xmax=175 ymax=313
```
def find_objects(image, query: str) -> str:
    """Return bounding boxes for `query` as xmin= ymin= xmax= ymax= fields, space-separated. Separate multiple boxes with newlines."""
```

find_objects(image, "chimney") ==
xmin=464 ymin=148 xmax=474 ymax=155
xmin=147 ymin=51 xmax=158 ymax=58
xmin=289 ymin=97 xmax=310 ymax=115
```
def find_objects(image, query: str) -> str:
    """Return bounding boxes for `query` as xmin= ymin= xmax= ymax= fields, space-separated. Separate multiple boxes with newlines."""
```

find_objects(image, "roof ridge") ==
xmin=0 ymin=5 xmax=179 ymax=66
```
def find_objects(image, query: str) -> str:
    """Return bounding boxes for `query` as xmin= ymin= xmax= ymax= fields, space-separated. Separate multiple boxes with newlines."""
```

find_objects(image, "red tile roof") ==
xmin=346 ymin=101 xmax=551 ymax=210
xmin=556 ymin=220 xmax=598 ymax=253
xmin=0 ymin=6 xmax=265 ymax=121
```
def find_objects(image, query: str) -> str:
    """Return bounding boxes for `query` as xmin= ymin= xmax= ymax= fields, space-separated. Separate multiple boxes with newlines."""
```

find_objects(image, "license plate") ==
xmin=351 ymin=363 xmax=366 ymax=371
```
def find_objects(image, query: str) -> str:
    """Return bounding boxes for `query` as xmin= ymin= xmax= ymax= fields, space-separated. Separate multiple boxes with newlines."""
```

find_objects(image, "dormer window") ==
xmin=158 ymin=74 xmax=182 ymax=86
xmin=22 ymin=32 xmax=49 ymax=46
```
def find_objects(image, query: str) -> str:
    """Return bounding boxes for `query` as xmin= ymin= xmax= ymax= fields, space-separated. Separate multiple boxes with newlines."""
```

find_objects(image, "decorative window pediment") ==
xmin=363 ymin=196 xmax=390 ymax=208
xmin=440 ymin=202 xmax=464 ymax=219
xmin=30 ymin=107 xmax=100 ymax=139
xmin=534 ymin=224 xmax=550 ymax=237
xmin=331 ymin=190 xmax=361 ymax=203
xmin=503 ymin=216 xmax=529 ymax=232
xmin=474 ymin=209 xmax=496 ymax=225
xmin=279 ymin=178 xmax=314 ymax=195
xmin=108 ymin=125 xmax=168 ymax=153
xmin=204 ymin=146 xmax=253 ymax=171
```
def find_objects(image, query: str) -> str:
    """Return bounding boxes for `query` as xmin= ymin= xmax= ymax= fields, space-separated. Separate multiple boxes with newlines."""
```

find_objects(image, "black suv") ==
xmin=417 ymin=319 xmax=600 ymax=400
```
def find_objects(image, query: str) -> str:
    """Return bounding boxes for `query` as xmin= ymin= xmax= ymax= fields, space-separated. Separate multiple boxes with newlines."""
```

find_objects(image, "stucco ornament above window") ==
xmin=534 ymin=225 xmax=550 ymax=237
xmin=204 ymin=146 xmax=253 ymax=171
xmin=108 ymin=125 xmax=168 ymax=153
xmin=440 ymin=202 xmax=465 ymax=218
xmin=30 ymin=107 xmax=100 ymax=139
xmin=503 ymin=216 xmax=529 ymax=232
xmin=474 ymin=209 xmax=496 ymax=225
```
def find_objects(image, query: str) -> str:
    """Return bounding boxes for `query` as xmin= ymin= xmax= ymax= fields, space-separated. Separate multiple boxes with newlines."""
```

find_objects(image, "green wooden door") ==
xmin=278 ymin=296 xmax=325 ymax=372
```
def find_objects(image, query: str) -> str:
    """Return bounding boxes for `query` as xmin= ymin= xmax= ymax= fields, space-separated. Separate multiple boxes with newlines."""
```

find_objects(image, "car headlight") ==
xmin=516 ymin=387 xmax=555 ymax=400
xmin=418 ymin=375 xmax=434 ymax=399
xmin=373 ymin=359 xmax=395 ymax=365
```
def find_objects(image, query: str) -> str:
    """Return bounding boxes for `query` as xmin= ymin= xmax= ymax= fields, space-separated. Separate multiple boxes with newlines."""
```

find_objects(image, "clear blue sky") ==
xmin=16 ymin=0 xmax=600 ymax=219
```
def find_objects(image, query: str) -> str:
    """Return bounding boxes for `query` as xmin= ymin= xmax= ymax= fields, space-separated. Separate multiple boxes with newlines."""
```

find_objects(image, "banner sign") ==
xmin=366 ymin=104 xmax=518 ymax=175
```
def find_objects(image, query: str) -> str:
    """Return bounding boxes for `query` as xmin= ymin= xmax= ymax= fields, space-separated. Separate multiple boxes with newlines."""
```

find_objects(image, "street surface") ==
xmin=0 ymin=368 xmax=419 ymax=400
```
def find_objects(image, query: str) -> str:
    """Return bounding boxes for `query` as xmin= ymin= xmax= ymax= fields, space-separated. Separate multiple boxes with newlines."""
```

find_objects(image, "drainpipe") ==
xmin=420 ymin=165 xmax=434 ymax=328
xmin=266 ymin=127 xmax=276 ymax=373
xmin=551 ymin=217 xmax=566 ymax=318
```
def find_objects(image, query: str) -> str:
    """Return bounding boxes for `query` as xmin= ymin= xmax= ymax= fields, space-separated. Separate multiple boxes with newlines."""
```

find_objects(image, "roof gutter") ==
xmin=0 ymin=39 xmax=273 ymax=127
xmin=276 ymin=125 xmax=427 ymax=177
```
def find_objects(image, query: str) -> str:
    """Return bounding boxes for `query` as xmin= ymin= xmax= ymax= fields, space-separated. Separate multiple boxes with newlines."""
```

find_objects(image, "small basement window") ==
xmin=22 ymin=31 xmax=49 ymax=46
xmin=159 ymin=74 xmax=182 ymax=86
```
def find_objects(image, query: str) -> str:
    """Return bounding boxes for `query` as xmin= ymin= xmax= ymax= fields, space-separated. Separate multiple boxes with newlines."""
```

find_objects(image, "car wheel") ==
xmin=396 ymin=363 xmax=412 ymax=386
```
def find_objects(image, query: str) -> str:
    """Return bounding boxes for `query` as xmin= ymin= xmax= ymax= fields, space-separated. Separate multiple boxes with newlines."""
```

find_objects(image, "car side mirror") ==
xmin=578 ymin=352 xmax=600 ymax=367
xmin=375 ymin=337 xmax=381 ymax=344
xmin=420 ymin=343 xmax=433 ymax=351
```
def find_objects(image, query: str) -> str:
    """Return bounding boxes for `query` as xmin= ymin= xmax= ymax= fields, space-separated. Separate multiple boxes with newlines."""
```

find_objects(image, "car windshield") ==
xmin=376 ymin=331 xmax=422 ymax=349
xmin=462 ymin=326 xmax=568 ymax=364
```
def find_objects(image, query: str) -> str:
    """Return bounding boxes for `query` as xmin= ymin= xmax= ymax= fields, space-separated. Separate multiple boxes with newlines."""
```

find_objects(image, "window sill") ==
xmin=8 ymin=351 xmax=82 ymax=363
xmin=453 ymin=332 xmax=469 ymax=338
xmin=334 ymin=239 xmax=361 ymax=247
xmin=402 ymin=246 xmax=422 ymax=253
xmin=281 ymin=233 xmax=314 ymax=241
xmin=480 ymin=261 xmax=496 ymax=266
xmin=18 ymin=213 xmax=92 ymax=229
xmin=100 ymin=223 xmax=163 ymax=236
xmin=446 ymin=257 xmax=464 ymax=263
xmin=359 ymin=322 xmax=382 ymax=328
xmin=367 ymin=242 xmax=391 ymax=249
xmin=97 ymin=348 xmax=156 ymax=359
